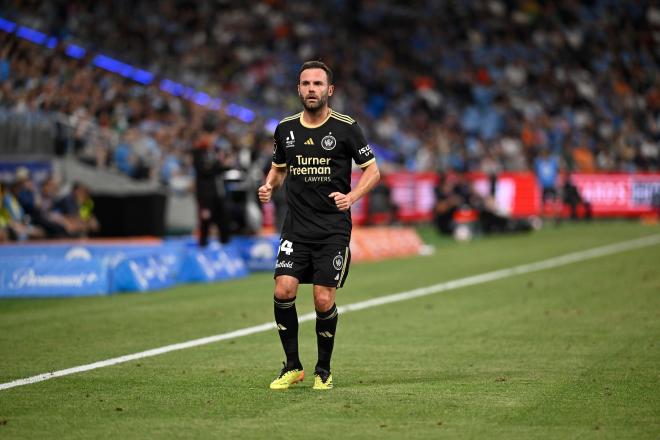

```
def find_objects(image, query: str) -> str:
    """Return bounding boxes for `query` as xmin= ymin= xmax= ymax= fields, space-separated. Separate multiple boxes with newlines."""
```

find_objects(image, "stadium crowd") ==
xmin=0 ymin=32 xmax=273 ymax=185
xmin=1 ymin=1 xmax=659 ymax=241
xmin=3 ymin=0 xmax=658 ymax=175
xmin=0 ymin=166 xmax=98 ymax=242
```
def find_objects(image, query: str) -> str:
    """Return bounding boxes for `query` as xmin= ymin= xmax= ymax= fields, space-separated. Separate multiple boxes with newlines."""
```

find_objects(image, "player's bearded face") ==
xmin=298 ymin=68 xmax=333 ymax=113
xmin=299 ymin=87 xmax=328 ymax=112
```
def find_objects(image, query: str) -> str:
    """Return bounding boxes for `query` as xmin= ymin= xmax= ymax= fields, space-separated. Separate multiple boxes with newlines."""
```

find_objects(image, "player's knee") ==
xmin=313 ymin=289 xmax=335 ymax=312
xmin=274 ymin=279 xmax=297 ymax=299
xmin=274 ymin=287 xmax=296 ymax=300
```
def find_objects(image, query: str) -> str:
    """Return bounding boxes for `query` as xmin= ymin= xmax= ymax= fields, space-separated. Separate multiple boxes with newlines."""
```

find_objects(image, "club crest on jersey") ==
xmin=333 ymin=254 xmax=343 ymax=270
xmin=321 ymin=134 xmax=337 ymax=151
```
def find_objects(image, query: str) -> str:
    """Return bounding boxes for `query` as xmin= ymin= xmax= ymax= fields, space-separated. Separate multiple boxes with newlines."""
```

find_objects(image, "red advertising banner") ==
xmin=351 ymin=171 xmax=544 ymax=223
xmin=263 ymin=172 xmax=660 ymax=227
xmin=352 ymin=171 xmax=660 ymax=223
xmin=567 ymin=174 xmax=660 ymax=216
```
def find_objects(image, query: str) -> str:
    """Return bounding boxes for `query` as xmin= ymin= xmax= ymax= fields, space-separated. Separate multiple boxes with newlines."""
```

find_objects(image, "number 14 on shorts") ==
xmin=280 ymin=240 xmax=294 ymax=256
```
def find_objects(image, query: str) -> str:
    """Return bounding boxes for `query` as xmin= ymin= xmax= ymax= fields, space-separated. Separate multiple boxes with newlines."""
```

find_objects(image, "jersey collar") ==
xmin=299 ymin=108 xmax=333 ymax=129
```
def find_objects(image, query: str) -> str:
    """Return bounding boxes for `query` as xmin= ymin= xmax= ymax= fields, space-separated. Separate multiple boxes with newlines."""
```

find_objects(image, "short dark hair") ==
xmin=299 ymin=60 xmax=333 ymax=85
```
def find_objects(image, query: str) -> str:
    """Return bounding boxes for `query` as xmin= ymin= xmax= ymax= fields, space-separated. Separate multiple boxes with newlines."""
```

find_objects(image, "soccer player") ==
xmin=258 ymin=61 xmax=380 ymax=390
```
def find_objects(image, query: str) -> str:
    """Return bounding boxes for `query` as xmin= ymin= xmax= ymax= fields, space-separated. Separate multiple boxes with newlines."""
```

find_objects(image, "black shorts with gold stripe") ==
xmin=274 ymin=240 xmax=351 ymax=288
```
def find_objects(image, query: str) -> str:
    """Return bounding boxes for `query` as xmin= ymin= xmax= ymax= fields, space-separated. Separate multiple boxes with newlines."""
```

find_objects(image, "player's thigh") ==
xmin=311 ymin=243 xmax=351 ymax=289
xmin=274 ymin=239 xmax=313 ymax=285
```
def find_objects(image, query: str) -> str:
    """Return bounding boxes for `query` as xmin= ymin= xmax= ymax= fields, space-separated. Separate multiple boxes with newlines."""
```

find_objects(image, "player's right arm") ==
xmin=258 ymin=166 xmax=287 ymax=203
xmin=259 ymin=124 xmax=288 ymax=203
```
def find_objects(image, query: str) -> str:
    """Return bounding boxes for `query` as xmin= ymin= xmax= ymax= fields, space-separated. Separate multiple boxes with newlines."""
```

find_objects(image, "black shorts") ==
xmin=274 ymin=240 xmax=351 ymax=288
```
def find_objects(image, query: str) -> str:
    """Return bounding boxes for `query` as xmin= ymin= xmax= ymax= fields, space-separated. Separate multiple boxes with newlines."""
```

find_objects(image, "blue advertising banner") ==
xmin=112 ymin=254 xmax=177 ymax=292
xmin=178 ymin=244 xmax=248 ymax=283
xmin=231 ymin=235 xmax=279 ymax=271
xmin=0 ymin=236 xmax=257 ymax=296
xmin=0 ymin=257 xmax=109 ymax=297
xmin=0 ymin=243 xmax=182 ymax=269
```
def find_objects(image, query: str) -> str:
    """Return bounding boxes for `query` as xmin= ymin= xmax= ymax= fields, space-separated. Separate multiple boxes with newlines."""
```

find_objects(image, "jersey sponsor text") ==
xmin=288 ymin=155 xmax=332 ymax=177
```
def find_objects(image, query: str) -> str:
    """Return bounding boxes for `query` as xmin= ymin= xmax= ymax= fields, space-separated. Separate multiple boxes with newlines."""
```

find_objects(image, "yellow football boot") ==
xmin=269 ymin=363 xmax=305 ymax=390
xmin=312 ymin=369 xmax=333 ymax=390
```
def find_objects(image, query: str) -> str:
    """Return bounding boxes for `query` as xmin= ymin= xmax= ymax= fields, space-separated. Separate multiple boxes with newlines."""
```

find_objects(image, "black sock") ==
xmin=274 ymin=296 xmax=301 ymax=369
xmin=315 ymin=303 xmax=338 ymax=372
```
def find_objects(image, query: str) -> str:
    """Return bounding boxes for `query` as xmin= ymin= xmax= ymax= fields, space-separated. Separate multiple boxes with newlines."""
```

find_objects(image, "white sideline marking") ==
xmin=1 ymin=234 xmax=659 ymax=391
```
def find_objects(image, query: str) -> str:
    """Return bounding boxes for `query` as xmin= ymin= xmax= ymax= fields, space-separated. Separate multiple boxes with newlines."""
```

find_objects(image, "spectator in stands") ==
xmin=571 ymin=142 xmax=596 ymax=173
xmin=113 ymin=129 xmax=140 ymax=179
xmin=14 ymin=168 xmax=70 ymax=238
xmin=0 ymin=182 xmax=10 ymax=242
xmin=2 ymin=172 xmax=45 ymax=241
xmin=39 ymin=175 xmax=80 ymax=237
xmin=14 ymin=167 xmax=37 ymax=213
xmin=54 ymin=181 xmax=100 ymax=237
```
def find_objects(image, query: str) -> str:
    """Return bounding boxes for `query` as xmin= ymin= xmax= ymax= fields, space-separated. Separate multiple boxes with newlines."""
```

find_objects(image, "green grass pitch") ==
xmin=1 ymin=220 xmax=659 ymax=439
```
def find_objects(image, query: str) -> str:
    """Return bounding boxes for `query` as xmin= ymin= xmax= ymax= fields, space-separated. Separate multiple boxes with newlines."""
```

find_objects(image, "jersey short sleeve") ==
xmin=347 ymin=122 xmax=376 ymax=168
xmin=272 ymin=124 xmax=286 ymax=167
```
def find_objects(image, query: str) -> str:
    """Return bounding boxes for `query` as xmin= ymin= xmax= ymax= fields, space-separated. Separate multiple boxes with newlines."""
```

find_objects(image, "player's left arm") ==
xmin=330 ymin=121 xmax=380 ymax=211
xmin=329 ymin=161 xmax=380 ymax=212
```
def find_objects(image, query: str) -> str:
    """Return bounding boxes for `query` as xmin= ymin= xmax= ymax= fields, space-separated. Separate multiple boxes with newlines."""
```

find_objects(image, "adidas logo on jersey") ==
xmin=304 ymin=138 xmax=314 ymax=145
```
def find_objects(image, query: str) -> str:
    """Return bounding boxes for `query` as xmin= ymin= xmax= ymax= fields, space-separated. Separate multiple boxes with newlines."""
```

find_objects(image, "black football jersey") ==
xmin=272 ymin=109 xmax=376 ymax=245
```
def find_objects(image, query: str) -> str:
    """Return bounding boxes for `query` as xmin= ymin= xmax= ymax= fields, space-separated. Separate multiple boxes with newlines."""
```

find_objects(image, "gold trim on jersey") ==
xmin=272 ymin=162 xmax=287 ymax=168
xmin=299 ymin=109 xmax=333 ymax=128
xmin=358 ymin=158 xmax=376 ymax=168
xmin=279 ymin=112 xmax=302 ymax=124
xmin=329 ymin=109 xmax=355 ymax=124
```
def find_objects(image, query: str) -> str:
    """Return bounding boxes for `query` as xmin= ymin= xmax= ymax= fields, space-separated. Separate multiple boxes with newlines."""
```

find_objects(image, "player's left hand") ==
xmin=329 ymin=192 xmax=353 ymax=211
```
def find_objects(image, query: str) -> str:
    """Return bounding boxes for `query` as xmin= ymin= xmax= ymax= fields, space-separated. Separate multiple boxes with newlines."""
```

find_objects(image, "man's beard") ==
xmin=300 ymin=93 xmax=328 ymax=113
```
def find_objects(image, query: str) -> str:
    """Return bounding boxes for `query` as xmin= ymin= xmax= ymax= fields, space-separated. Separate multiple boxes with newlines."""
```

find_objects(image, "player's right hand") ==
xmin=258 ymin=183 xmax=273 ymax=203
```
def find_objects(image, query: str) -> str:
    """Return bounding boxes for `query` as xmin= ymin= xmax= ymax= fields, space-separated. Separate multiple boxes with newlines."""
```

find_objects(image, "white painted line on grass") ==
xmin=2 ymin=234 xmax=659 ymax=391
